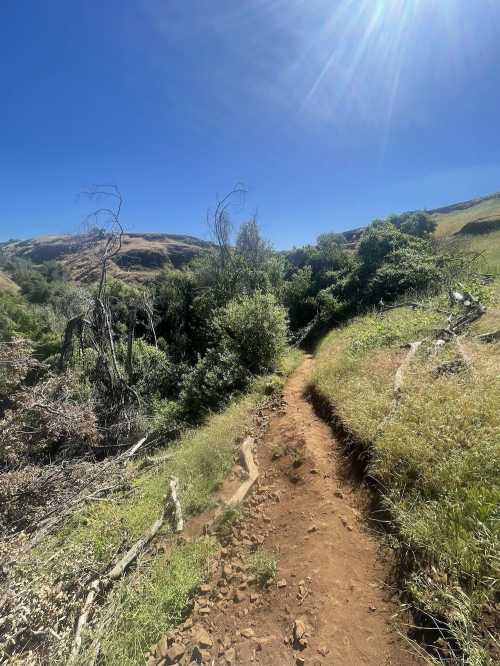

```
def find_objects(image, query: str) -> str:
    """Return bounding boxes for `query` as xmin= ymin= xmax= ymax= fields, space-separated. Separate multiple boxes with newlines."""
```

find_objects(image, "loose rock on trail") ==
xmin=148 ymin=355 xmax=423 ymax=665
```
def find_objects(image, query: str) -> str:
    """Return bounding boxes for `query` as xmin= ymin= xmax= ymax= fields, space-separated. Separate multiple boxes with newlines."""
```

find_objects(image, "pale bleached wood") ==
xmin=169 ymin=478 xmax=184 ymax=533
xmin=394 ymin=341 xmax=422 ymax=396
xmin=227 ymin=436 xmax=258 ymax=507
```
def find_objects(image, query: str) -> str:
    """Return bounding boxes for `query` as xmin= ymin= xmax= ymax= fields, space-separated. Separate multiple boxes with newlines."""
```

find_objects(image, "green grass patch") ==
xmin=96 ymin=538 xmax=216 ymax=666
xmin=313 ymin=303 xmax=500 ymax=664
xmin=248 ymin=549 xmax=278 ymax=585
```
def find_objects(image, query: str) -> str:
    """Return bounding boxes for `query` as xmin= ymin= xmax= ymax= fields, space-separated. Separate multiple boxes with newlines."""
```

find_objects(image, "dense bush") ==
xmin=214 ymin=292 xmax=289 ymax=375
xmin=179 ymin=342 xmax=250 ymax=420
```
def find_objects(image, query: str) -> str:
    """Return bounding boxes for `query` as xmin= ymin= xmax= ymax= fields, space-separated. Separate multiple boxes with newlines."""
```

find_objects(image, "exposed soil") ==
xmin=148 ymin=356 xmax=423 ymax=665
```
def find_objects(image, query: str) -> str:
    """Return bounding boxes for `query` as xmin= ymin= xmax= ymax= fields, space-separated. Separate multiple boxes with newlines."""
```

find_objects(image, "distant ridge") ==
xmin=0 ymin=232 xmax=210 ymax=284
xmin=427 ymin=191 xmax=500 ymax=215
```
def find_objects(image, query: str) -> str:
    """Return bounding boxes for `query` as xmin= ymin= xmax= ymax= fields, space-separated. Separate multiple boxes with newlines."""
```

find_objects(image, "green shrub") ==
xmin=249 ymin=550 xmax=278 ymax=585
xmin=215 ymin=292 xmax=289 ymax=374
xmin=179 ymin=342 xmax=250 ymax=421
xmin=149 ymin=398 xmax=185 ymax=440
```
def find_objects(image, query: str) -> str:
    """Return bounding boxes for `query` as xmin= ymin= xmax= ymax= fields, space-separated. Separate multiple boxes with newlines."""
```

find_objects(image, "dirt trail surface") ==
xmin=148 ymin=356 xmax=422 ymax=666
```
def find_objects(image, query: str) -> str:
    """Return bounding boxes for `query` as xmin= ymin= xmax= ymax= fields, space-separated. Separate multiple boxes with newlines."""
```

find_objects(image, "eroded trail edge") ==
xmin=149 ymin=356 xmax=422 ymax=666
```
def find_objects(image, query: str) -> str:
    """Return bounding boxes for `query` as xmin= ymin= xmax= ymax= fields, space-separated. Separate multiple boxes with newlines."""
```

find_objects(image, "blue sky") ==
xmin=2 ymin=0 xmax=500 ymax=248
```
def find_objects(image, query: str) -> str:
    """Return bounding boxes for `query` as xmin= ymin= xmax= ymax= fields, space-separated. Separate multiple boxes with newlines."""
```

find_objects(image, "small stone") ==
xmin=250 ymin=592 xmax=260 ymax=603
xmin=199 ymin=584 xmax=212 ymax=594
xmin=192 ymin=626 xmax=213 ymax=649
xmin=277 ymin=579 xmax=287 ymax=588
xmin=293 ymin=620 xmax=306 ymax=640
xmin=157 ymin=637 xmax=170 ymax=658
xmin=307 ymin=525 xmax=317 ymax=533
xmin=223 ymin=565 xmax=233 ymax=579
xmin=233 ymin=589 xmax=246 ymax=603
xmin=334 ymin=490 xmax=344 ymax=499
xmin=318 ymin=646 xmax=329 ymax=656
xmin=224 ymin=647 xmax=236 ymax=663
xmin=241 ymin=627 xmax=255 ymax=638
xmin=199 ymin=607 xmax=211 ymax=615
xmin=182 ymin=618 xmax=193 ymax=630
xmin=165 ymin=643 xmax=185 ymax=664
xmin=310 ymin=468 xmax=320 ymax=475
xmin=296 ymin=658 xmax=305 ymax=666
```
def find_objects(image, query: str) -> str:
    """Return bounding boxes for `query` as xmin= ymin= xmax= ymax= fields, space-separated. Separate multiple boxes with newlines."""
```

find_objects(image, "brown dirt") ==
xmin=149 ymin=355 xmax=423 ymax=666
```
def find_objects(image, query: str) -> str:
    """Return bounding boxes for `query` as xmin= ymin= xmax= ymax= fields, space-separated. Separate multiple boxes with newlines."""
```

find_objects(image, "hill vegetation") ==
xmin=0 ymin=188 xmax=498 ymax=664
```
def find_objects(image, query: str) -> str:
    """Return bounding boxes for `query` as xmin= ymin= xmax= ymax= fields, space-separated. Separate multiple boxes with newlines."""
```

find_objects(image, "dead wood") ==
xmin=68 ymin=579 xmax=100 ymax=665
xmin=108 ymin=511 xmax=165 ymax=581
xmin=394 ymin=341 xmax=423 ymax=396
xmin=455 ymin=336 xmax=473 ymax=366
xmin=477 ymin=330 xmax=500 ymax=343
xmin=118 ymin=435 xmax=148 ymax=462
xmin=169 ymin=477 xmax=184 ymax=533
xmin=68 ymin=483 xmax=174 ymax=663
xmin=227 ymin=437 xmax=259 ymax=507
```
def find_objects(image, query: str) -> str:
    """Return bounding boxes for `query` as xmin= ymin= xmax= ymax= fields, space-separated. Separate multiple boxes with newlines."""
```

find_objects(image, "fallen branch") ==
xmin=109 ymin=509 xmax=165 ymax=581
xmin=118 ymin=435 xmax=148 ymax=462
xmin=455 ymin=336 xmax=473 ymax=367
xmin=394 ymin=342 xmax=423 ymax=396
xmin=68 ymin=579 xmax=100 ymax=665
xmin=68 ymin=475 xmax=185 ymax=661
xmin=169 ymin=478 xmax=184 ymax=533
xmin=477 ymin=330 xmax=500 ymax=343
xmin=227 ymin=437 xmax=259 ymax=507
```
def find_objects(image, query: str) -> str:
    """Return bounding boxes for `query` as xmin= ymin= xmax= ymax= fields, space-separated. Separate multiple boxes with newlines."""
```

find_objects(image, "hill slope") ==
xmin=429 ymin=191 xmax=500 ymax=237
xmin=0 ymin=232 xmax=210 ymax=284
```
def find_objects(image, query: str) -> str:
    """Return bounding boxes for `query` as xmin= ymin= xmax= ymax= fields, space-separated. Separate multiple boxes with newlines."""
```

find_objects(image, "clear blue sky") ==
xmin=2 ymin=1 xmax=500 ymax=248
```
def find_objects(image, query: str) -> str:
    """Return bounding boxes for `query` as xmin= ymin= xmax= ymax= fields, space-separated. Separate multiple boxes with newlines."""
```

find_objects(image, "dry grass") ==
xmin=313 ymin=302 xmax=499 ymax=664
xmin=432 ymin=198 xmax=500 ymax=238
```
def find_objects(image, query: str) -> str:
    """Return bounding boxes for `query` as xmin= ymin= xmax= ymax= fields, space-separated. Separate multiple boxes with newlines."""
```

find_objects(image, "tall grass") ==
xmin=313 ymin=303 xmax=499 ymax=664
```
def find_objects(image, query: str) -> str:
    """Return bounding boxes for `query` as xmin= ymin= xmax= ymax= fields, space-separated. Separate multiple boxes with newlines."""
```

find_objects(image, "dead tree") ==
xmin=205 ymin=185 xmax=246 ymax=300
xmin=59 ymin=186 xmax=140 ymax=441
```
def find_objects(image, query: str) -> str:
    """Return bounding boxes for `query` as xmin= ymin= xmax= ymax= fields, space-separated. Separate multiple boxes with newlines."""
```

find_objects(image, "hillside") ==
xmin=0 ymin=232 xmax=210 ymax=284
xmin=429 ymin=192 xmax=500 ymax=237
xmin=1 ymin=196 xmax=499 ymax=666
xmin=0 ymin=270 xmax=19 ymax=294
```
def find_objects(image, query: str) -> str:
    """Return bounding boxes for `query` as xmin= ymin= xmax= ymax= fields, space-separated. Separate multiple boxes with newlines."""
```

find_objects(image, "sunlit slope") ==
xmin=430 ymin=192 xmax=500 ymax=237
xmin=431 ymin=193 xmax=500 ymax=275
xmin=312 ymin=296 xmax=500 ymax=664
xmin=0 ymin=270 xmax=20 ymax=293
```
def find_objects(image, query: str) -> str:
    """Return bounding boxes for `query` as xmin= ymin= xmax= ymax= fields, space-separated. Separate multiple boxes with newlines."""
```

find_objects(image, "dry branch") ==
xmin=394 ymin=341 xmax=423 ymax=396
xmin=455 ymin=336 xmax=473 ymax=366
xmin=68 ymin=476 xmax=184 ymax=662
xmin=477 ymin=330 xmax=500 ymax=343
xmin=169 ymin=478 xmax=184 ymax=533
xmin=108 ymin=512 xmax=165 ymax=581
xmin=118 ymin=435 xmax=148 ymax=462
xmin=68 ymin=580 xmax=100 ymax=665
xmin=227 ymin=437 xmax=259 ymax=507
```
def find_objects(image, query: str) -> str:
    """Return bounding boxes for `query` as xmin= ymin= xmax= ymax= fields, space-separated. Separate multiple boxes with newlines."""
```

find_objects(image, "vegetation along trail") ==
xmin=150 ymin=355 xmax=423 ymax=666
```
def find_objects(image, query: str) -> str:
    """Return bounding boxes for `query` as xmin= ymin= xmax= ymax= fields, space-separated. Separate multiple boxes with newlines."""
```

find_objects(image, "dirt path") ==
xmin=149 ymin=356 xmax=422 ymax=665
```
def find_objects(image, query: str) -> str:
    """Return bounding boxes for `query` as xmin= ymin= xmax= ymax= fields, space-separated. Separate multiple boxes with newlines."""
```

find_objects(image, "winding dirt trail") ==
xmin=150 ymin=356 xmax=423 ymax=665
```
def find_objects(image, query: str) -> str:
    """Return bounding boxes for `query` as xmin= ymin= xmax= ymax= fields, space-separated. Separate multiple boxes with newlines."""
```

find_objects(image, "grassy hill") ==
xmin=0 ymin=232 xmax=210 ymax=284
xmin=429 ymin=192 xmax=500 ymax=238
xmin=427 ymin=194 xmax=500 ymax=277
